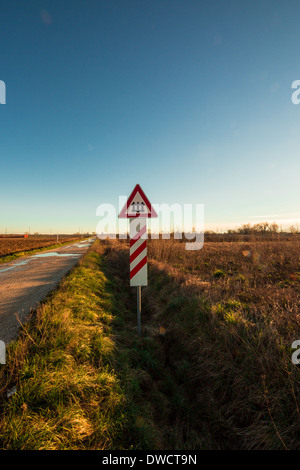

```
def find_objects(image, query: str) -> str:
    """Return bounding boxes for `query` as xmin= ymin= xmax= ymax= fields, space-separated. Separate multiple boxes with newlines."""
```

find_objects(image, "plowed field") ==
xmin=0 ymin=236 xmax=82 ymax=258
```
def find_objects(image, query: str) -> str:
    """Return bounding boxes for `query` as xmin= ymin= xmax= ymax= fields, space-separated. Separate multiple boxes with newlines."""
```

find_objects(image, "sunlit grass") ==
xmin=0 ymin=241 xmax=155 ymax=450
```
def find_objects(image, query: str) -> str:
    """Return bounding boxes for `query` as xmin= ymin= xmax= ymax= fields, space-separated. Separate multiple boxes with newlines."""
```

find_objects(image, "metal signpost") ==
xmin=119 ymin=184 xmax=157 ymax=336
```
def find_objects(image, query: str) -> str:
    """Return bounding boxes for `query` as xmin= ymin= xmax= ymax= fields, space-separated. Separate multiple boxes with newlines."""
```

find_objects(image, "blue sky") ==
xmin=1 ymin=0 xmax=300 ymax=233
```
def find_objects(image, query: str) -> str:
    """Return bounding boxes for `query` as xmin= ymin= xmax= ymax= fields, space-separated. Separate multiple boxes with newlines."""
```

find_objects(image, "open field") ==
xmin=0 ymin=236 xmax=86 ymax=260
xmin=0 ymin=235 xmax=299 ymax=449
xmin=108 ymin=236 xmax=300 ymax=449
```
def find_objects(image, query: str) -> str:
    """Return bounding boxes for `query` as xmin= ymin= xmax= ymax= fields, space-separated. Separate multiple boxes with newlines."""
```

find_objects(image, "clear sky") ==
xmin=1 ymin=0 xmax=300 ymax=234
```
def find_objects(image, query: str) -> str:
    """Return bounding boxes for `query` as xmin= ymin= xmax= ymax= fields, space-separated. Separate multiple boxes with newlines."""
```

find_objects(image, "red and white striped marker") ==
xmin=130 ymin=218 xmax=148 ymax=286
xmin=119 ymin=184 xmax=157 ymax=335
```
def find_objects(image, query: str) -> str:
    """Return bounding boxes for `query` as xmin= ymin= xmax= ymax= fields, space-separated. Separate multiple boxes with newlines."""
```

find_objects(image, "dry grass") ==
xmin=102 ymin=235 xmax=300 ymax=448
xmin=143 ymin=236 xmax=300 ymax=449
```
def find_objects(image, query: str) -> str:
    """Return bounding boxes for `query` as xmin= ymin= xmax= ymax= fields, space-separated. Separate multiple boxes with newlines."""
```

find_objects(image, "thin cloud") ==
xmin=249 ymin=214 xmax=280 ymax=219
xmin=250 ymin=212 xmax=300 ymax=219
xmin=40 ymin=10 xmax=52 ymax=25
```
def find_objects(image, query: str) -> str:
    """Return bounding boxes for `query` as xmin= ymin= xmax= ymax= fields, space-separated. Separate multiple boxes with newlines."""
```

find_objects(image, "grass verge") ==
xmin=0 ymin=240 xmax=157 ymax=449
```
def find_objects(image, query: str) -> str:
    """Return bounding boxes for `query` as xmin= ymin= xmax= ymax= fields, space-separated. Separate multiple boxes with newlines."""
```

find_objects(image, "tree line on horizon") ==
xmin=204 ymin=222 xmax=299 ymax=235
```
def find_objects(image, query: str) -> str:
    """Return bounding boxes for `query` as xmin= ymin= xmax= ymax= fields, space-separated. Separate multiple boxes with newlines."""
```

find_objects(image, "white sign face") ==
xmin=130 ymin=219 xmax=147 ymax=286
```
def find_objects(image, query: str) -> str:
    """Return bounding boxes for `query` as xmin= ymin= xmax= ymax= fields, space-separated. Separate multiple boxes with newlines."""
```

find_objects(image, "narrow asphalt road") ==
xmin=0 ymin=237 xmax=96 ymax=344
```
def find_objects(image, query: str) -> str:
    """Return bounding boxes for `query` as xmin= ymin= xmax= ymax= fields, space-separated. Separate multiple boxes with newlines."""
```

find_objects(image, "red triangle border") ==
xmin=118 ymin=184 xmax=158 ymax=218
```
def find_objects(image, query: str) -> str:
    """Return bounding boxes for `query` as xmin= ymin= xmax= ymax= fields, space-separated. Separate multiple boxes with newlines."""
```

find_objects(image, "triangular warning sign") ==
xmin=118 ymin=184 xmax=158 ymax=218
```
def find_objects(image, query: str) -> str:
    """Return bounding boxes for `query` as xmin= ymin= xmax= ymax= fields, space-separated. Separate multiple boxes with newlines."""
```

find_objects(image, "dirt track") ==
xmin=0 ymin=238 xmax=95 ymax=344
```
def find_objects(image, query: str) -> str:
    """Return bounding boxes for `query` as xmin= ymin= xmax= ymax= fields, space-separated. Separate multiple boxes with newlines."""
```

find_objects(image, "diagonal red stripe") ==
xmin=130 ymin=224 xmax=147 ymax=246
xmin=130 ymin=240 xmax=147 ymax=263
xmin=130 ymin=255 xmax=147 ymax=279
